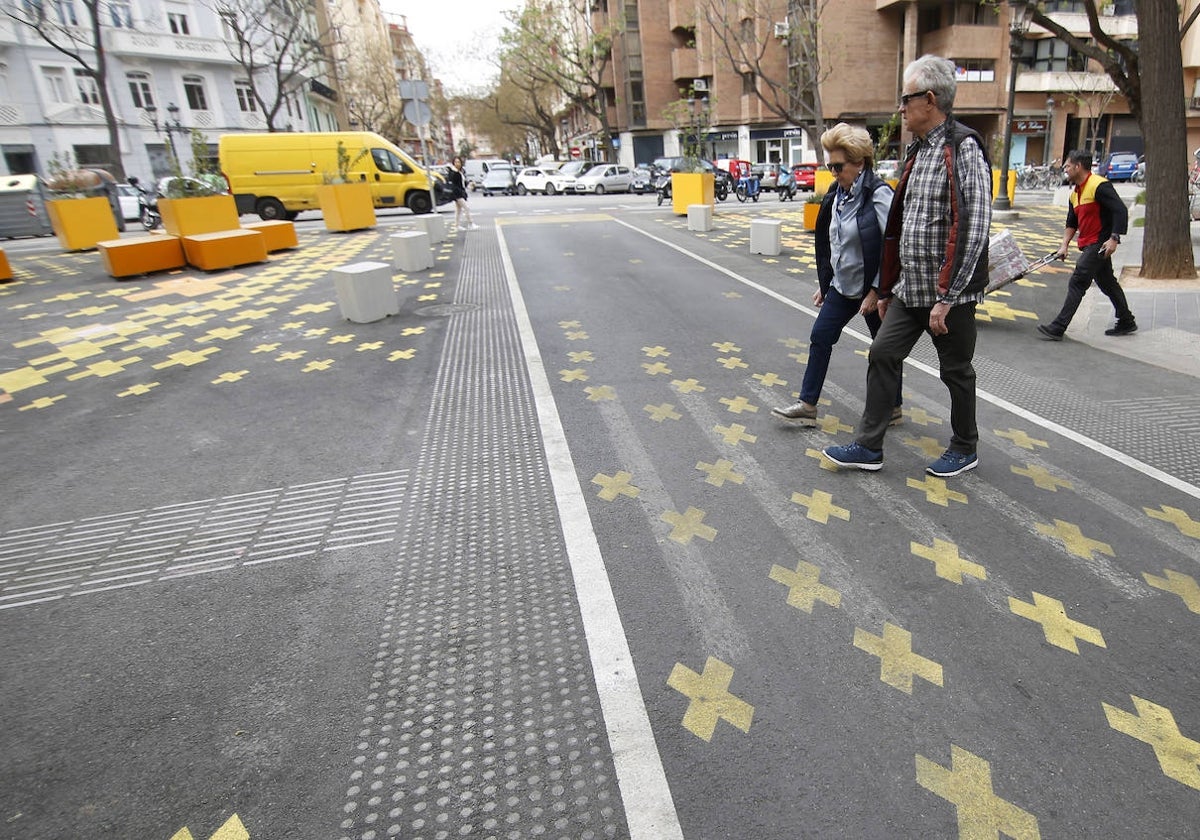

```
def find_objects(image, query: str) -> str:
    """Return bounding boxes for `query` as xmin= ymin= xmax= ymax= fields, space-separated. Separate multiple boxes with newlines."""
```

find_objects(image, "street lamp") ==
xmin=995 ymin=0 xmax=1034 ymax=211
xmin=146 ymin=102 xmax=184 ymax=168
xmin=1044 ymin=97 xmax=1055 ymax=166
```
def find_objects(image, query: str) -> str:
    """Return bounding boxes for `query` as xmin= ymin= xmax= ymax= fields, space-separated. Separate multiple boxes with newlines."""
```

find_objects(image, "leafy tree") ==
xmin=205 ymin=0 xmax=336 ymax=132
xmin=492 ymin=56 xmax=565 ymax=159
xmin=2 ymin=0 xmax=127 ymax=178
xmin=1030 ymin=0 xmax=1194 ymax=278
xmin=700 ymin=0 xmax=831 ymax=162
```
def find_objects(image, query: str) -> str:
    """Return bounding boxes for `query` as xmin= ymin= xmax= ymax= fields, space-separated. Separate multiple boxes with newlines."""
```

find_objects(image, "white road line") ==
xmin=613 ymin=217 xmax=1200 ymax=502
xmin=498 ymin=226 xmax=684 ymax=840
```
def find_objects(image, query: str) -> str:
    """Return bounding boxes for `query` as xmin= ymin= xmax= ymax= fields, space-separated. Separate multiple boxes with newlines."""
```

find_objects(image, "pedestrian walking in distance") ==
xmin=773 ymin=122 xmax=901 ymax=428
xmin=1037 ymin=149 xmax=1134 ymax=341
xmin=447 ymin=157 xmax=480 ymax=231
xmin=823 ymin=54 xmax=991 ymax=478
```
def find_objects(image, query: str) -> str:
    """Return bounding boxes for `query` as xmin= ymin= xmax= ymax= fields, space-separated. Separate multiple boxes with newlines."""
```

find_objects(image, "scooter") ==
xmin=128 ymin=176 xmax=161 ymax=231
xmin=654 ymin=170 xmax=672 ymax=206
xmin=777 ymin=169 xmax=798 ymax=201
xmin=714 ymin=178 xmax=729 ymax=202
xmin=735 ymin=173 xmax=761 ymax=203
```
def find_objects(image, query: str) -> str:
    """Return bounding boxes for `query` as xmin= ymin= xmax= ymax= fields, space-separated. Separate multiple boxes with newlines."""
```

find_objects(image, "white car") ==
xmin=573 ymin=164 xmax=634 ymax=194
xmin=515 ymin=167 xmax=575 ymax=196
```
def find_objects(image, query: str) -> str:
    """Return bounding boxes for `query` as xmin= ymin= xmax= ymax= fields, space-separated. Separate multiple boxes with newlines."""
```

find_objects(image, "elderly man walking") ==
xmin=823 ymin=54 xmax=992 ymax=478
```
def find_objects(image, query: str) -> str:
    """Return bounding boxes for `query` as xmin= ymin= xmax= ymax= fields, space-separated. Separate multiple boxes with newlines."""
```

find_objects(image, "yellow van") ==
xmin=218 ymin=131 xmax=439 ymax=220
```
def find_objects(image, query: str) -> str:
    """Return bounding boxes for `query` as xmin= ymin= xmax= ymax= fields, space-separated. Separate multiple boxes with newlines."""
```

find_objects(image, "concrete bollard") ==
xmin=750 ymin=218 xmax=783 ymax=256
xmin=331 ymin=261 xmax=398 ymax=323
xmin=390 ymin=230 xmax=433 ymax=272
xmin=687 ymin=204 xmax=714 ymax=232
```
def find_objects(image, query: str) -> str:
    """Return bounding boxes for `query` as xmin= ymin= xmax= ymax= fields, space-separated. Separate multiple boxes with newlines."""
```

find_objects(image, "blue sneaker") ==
xmin=822 ymin=442 xmax=883 ymax=471
xmin=926 ymin=450 xmax=978 ymax=477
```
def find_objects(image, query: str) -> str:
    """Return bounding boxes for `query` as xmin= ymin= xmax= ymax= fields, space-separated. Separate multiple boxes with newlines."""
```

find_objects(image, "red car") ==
xmin=792 ymin=163 xmax=817 ymax=191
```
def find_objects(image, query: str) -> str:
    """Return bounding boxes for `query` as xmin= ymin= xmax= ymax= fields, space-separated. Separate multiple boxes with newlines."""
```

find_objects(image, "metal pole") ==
xmin=995 ymin=27 xmax=1020 ymax=211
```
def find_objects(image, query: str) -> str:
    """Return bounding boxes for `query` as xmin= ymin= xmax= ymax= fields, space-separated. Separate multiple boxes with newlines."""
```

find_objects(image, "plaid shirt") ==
xmin=896 ymin=120 xmax=991 ymax=307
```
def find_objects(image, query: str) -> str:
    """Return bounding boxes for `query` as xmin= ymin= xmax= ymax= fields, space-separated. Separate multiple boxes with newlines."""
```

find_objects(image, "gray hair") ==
xmin=903 ymin=55 xmax=957 ymax=114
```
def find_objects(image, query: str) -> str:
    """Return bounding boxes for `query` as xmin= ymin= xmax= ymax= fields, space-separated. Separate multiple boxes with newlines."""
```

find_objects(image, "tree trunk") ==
xmin=1137 ymin=0 xmax=1196 ymax=278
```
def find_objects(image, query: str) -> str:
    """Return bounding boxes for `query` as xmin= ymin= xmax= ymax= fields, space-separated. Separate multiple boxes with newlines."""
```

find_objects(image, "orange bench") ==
xmin=242 ymin=219 xmax=298 ymax=252
xmin=182 ymin=229 xmax=268 ymax=271
xmin=96 ymin=235 xmax=186 ymax=279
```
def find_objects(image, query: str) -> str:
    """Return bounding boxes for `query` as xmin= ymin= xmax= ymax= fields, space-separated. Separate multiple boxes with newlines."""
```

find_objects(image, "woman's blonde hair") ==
xmin=821 ymin=122 xmax=874 ymax=167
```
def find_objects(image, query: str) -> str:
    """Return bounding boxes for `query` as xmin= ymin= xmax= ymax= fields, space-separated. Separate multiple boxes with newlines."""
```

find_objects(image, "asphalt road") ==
xmin=2 ymin=189 xmax=1198 ymax=839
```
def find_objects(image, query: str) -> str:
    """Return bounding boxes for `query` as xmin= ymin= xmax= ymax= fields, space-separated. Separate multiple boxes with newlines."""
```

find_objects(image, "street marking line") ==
xmin=497 ymin=226 xmax=685 ymax=840
xmin=612 ymin=217 xmax=1200 ymax=502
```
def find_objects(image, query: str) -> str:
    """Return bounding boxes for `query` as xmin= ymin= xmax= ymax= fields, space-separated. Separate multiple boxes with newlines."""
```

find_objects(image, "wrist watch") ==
xmin=1110 ymin=235 xmax=1121 ymax=243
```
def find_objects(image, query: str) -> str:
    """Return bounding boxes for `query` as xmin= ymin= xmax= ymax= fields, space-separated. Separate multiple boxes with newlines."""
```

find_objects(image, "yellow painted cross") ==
xmin=805 ymin=447 xmax=840 ymax=471
xmin=592 ymin=471 xmax=640 ymax=501
xmin=642 ymin=345 xmax=670 ymax=357
xmin=906 ymin=475 xmax=968 ymax=507
xmin=995 ymin=428 xmax=1049 ymax=450
xmin=666 ymin=657 xmax=754 ymax=742
xmin=715 ymin=356 xmax=748 ymax=370
xmin=769 ymin=560 xmax=841 ymax=613
xmin=916 ymin=746 xmax=1041 ymax=839
xmin=814 ymin=415 xmax=853 ymax=435
xmin=565 ymin=330 xmax=589 ymax=340
xmin=559 ymin=368 xmax=589 ymax=382
xmin=902 ymin=435 xmax=946 ymax=459
xmin=1008 ymin=592 xmax=1106 ymax=654
xmin=903 ymin=406 xmax=943 ymax=426
xmin=711 ymin=341 xmax=741 ymax=352
xmin=671 ymin=378 xmax=706 ymax=393
xmin=790 ymin=489 xmax=850 ymax=524
xmin=1034 ymin=519 xmax=1114 ymax=560
xmin=752 ymin=372 xmax=787 ymax=387
xmin=584 ymin=385 xmax=616 ymax=401
xmin=643 ymin=403 xmax=682 ymax=422
xmin=777 ymin=337 xmax=806 ymax=350
xmin=642 ymin=361 xmax=672 ymax=375
xmin=854 ymin=622 xmax=943 ymax=693
xmin=170 ymin=813 xmax=249 ymax=840
xmin=696 ymin=458 xmax=744 ymax=487
xmin=1144 ymin=505 xmax=1200 ymax=539
xmin=661 ymin=507 xmax=717 ymax=544
xmin=568 ymin=350 xmax=595 ymax=363
xmin=1011 ymin=463 xmax=1073 ymax=491
xmin=718 ymin=395 xmax=758 ymax=414
xmin=910 ymin=538 xmax=986 ymax=584
xmin=713 ymin=422 xmax=756 ymax=446
xmin=1103 ymin=695 xmax=1200 ymax=790
xmin=1143 ymin=568 xmax=1200 ymax=613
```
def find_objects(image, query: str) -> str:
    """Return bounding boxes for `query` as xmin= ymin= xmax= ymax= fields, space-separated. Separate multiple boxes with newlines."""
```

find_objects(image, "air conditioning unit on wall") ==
xmin=692 ymin=78 xmax=708 ymax=92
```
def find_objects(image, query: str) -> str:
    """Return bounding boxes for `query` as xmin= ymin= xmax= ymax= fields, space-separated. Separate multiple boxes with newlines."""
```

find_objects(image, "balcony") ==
xmin=1015 ymin=70 xmax=1116 ymax=94
xmin=1038 ymin=11 xmax=1136 ymax=40
xmin=670 ymin=47 xmax=699 ymax=84
xmin=1189 ymin=97 xmax=1200 ymax=112
xmin=104 ymin=28 xmax=236 ymax=64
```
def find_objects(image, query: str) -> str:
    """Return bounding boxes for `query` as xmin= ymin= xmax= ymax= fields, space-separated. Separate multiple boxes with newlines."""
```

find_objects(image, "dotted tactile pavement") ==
xmin=337 ymin=233 xmax=627 ymax=840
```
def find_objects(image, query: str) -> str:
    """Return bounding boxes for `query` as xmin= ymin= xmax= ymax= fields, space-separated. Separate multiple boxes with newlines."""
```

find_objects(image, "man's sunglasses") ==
xmin=899 ymin=90 xmax=931 ymax=108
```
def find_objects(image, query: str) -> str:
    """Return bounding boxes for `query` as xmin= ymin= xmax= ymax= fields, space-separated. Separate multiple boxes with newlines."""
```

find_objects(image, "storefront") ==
xmin=748 ymin=126 xmax=812 ymax=167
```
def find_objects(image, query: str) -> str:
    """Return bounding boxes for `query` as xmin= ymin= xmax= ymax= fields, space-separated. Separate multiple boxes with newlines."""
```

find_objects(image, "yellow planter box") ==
xmin=991 ymin=169 xmax=1016 ymax=204
xmin=670 ymin=172 xmax=714 ymax=216
xmin=45 ymin=197 xmax=120 ymax=251
xmin=317 ymin=183 xmax=376 ymax=231
xmin=803 ymin=201 xmax=823 ymax=231
xmin=158 ymin=194 xmax=241 ymax=237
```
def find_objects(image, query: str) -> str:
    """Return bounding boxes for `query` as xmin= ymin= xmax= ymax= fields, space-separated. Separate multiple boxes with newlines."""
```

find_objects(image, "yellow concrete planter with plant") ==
xmin=317 ymin=182 xmax=376 ymax=231
xmin=670 ymin=172 xmax=714 ymax=216
xmin=803 ymin=195 xmax=824 ymax=231
xmin=45 ymin=197 xmax=120 ymax=251
xmin=158 ymin=194 xmax=241 ymax=237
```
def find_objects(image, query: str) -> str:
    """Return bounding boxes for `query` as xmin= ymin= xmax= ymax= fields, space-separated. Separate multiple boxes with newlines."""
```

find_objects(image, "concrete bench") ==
xmin=390 ymin=230 xmax=433 ymax=272
xmin=750 ymin=218 xmax=783 ymax=256
xmin=397 ymin=214 xmax=447 ymax=244
xmin=687 ymin=204 xmax=713 ymax=232
xmin=242 ymin=220 xmax=298 ymax=252
xmin=182 ymin=229 xmax=268 ymax=271
xmin=96 ymin=235 xmax=186 ymax=279
xmin=0 ymin=247 xmax=11 ymax=282
xmin=331 ymin=261 xmax=398 ymax=323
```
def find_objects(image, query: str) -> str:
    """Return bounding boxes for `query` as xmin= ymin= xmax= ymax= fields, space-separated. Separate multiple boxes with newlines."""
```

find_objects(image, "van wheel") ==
xmin=406 ymin=190 xmax=433 ymax=215
xmin=256 ymin=197 xmax=286 ymax=221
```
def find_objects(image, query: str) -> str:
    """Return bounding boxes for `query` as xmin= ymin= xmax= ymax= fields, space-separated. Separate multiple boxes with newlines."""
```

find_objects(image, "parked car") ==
xmin=116 ymin=183 xmax=141 ymax=220
xmin=573 ymin=164 xmax=633 ymax=194
xmin=792 ymin=162 xmax=817 ymax=191
xmin=515 ymin=166 xmax=574 ymax=195
xmin=464 ymin=158 xmax=509 ymax=191
xmin=1096 ymin=151 xmax=1139 ymax=181
xmin=557 ymin=160 xmax=602 ymax=180
xmin=630 ymin=165 xmax=657 ymax=194
xmin=752 ymin=162 xmax=783 ymax=190
xmin=479 ymin=163 xmax=517 ymax=196
xmin=875 ymin=159 xmax=901 ymax=181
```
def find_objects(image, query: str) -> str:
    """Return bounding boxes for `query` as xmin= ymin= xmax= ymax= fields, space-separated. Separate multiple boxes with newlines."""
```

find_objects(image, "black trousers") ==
xmin=1049 ymin=243 xmax=1134 ymax=331
xmin=857 ymin=299 xmax=978 ymax=454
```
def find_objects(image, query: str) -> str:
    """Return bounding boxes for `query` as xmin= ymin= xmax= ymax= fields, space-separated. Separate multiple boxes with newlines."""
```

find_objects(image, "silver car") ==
xmin=572 ymin=164 xmax=633 ymax=194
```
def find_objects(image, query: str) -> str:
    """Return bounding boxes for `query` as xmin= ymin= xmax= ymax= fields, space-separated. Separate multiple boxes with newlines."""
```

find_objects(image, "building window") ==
xmin=74 ymin=68 xmax=100 ymax=104
xmin=183 ymin=75 xmax=208 ymax=111
xmin=952 ymin=1 xmax=997 ymax=25
xmin=168 ymin=11 xmax=190 ymax=35
xmin=220 ymin=11 xmax=238 ymax=41
xmin=51 ymin=0 xmax=78 ymax=26
xmin=1030 ymin=38 xmax=1088 ymax=73
xmin=742 ymin=72 xmax=755 ymax=96
xmin=41 ymin=67 xmax=69 ymax=104
xmin=953 ymin=59 xmax=995 ymax=83
xmin=109 ymin=0 xmax=132 ymax=27
xmin=127 ymin=71 xmax=154 ymax=109
xmin=629 ymin=79 xmax=645 ymax=126
xmin=624 ymin=1 xmax=638 ymax=31
xmin=235 ymin=80 xmax=256 ymax=112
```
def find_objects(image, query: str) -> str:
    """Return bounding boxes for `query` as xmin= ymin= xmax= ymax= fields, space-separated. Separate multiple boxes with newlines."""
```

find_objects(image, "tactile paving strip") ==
xmin=337 ymin=233 xmax=627 ymax=840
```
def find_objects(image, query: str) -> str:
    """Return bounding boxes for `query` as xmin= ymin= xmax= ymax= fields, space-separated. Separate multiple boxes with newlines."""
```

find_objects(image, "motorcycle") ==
xmin=735 ymin=173 xmax=761 ymax=203
xmin=714 ymin=177 xmax=729 ymax=202
xmin=777 ymin=169 xmax=798 ymax=202
xmin=654 ymin=170 xmax=672 ymax=206
xmin=128 ymin=176 xmax=161 ymax=231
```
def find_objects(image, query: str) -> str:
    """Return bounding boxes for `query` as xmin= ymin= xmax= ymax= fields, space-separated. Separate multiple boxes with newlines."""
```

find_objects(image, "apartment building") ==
xmin=582 ymin=0 xmax=1148 ymax=170
xmin=0 ymin=0 xmax=351 ymax=181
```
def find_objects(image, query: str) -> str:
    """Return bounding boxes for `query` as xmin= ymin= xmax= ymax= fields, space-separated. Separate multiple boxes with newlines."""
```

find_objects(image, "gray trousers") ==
xmin=856 ymin=298 xmax=979 ymax=454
